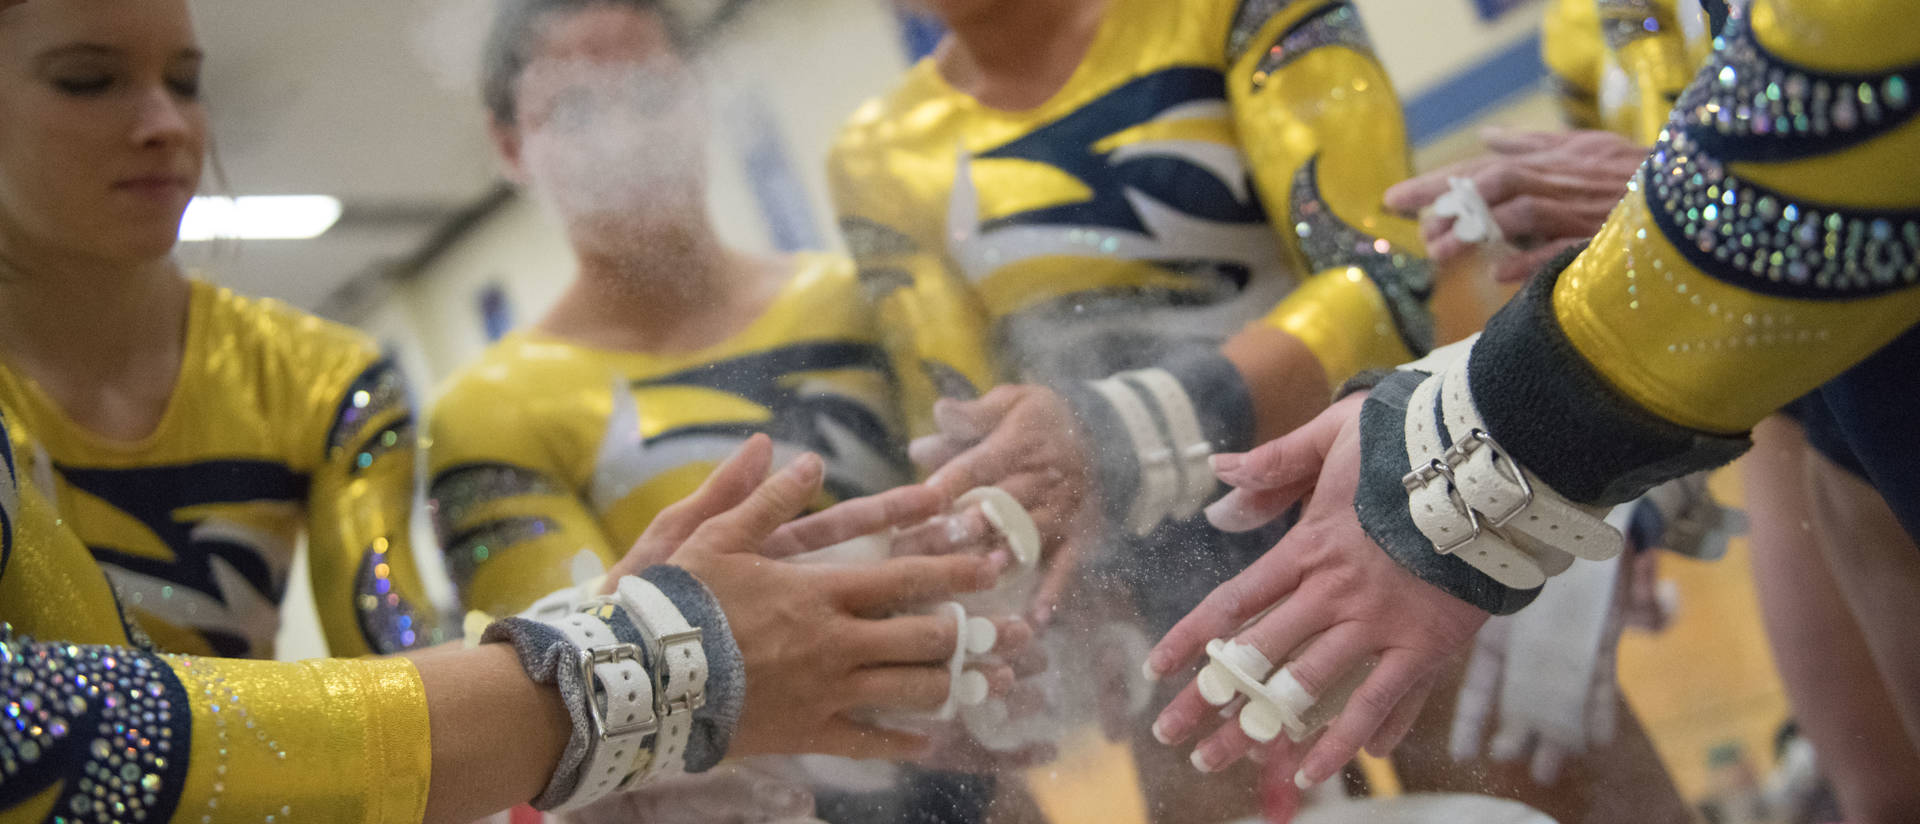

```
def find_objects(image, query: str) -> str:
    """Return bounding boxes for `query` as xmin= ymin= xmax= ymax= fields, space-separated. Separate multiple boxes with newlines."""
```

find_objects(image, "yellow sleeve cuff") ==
xmin=170 ymin=655 xmax=432 ymax=823
xmin=1260 ymin=267 xmax=1416 ymax=387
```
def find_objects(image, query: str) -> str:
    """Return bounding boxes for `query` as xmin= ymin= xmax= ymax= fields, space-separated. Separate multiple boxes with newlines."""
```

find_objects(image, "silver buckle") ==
xmin=1401 ymin=458 xmax=1481 ymax=555
xmin=577 ymin=643 xmax=660 ymax=740
xmin=651 ymin=629 xmax=707 ymax=715
xmin=1454 ymin=429 xmax=1534 ymax=527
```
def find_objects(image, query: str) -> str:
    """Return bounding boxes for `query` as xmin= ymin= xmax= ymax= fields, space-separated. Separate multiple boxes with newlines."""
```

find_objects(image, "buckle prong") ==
xmin=578 ymin=643 xmax=660 ymax=741
xmin=1456 ymin=429 xmax=1534 ymax=527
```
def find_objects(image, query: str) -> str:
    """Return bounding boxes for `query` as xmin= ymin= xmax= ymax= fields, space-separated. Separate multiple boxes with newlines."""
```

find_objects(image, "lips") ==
xmin=112 ymin=175 xmax=195 ymax=200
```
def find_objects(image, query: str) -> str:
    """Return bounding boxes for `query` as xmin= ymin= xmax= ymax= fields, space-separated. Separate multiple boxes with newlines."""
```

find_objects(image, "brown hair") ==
xmin=480 ymin=0 xmax=683 ymax=127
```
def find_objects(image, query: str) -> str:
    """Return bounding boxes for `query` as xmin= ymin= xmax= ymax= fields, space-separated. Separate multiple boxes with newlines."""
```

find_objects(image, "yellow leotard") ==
xmin=828 ymin=0 xmax=1431 ymax=435
xmin=1549 ymin=0 xmax=1920 ymax=432
xmin=428 ymin=254 xmax=910 ymax=616
xmin=0 ymin=281 xmax=444 ymax=659
xmin=0 ymin=416 xmax=433 ymax=824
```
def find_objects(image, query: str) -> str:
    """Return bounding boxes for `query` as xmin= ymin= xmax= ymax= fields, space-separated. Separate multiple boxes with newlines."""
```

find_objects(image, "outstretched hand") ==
xmin=1384 ymin=128 xmax=1645 ymax=284
xmin=1144 ymin=395 xmax=1488 ymax=788
xmin=616 ymin=434 xmax=1019 ymax=761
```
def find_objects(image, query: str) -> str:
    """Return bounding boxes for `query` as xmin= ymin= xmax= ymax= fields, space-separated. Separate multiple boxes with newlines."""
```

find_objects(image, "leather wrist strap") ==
xmin=548 ymin=611 xmax=658 ymax=809
xmin=1088 ymin=374 xmax=1179 ymax=536
xmin=1124 ymin=368 xmax=1216 ymax=521
xmin=606 ymin=577 xmax=707 ymax=781
xmin=1398 ymin=337 xmax=1622 ymax=589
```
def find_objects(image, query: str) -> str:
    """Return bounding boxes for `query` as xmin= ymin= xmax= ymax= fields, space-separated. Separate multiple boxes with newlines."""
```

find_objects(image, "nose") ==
xmin=130 ymin=85 xmax=195 ymax=149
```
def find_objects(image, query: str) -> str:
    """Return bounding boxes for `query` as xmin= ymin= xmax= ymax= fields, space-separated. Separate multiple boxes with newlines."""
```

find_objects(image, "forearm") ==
xmin=1255 ymin=268 xmax=1418 ymax=395
xmin=1222 ymin=324 xmax=1333 ymax=444
xmin=418 ymin=643 xmax=568 ymax=824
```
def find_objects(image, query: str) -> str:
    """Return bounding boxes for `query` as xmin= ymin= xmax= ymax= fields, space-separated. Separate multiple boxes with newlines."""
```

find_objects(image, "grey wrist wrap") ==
xmin=483 ymin=565 xmax=746 ymax=809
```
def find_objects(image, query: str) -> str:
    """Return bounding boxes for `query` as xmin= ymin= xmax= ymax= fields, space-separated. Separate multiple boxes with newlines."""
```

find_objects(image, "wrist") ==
xmin=481 ymin=570 xmax=734 ymax=810
xmin=1060 ymin=346 xmax=1257 ymax=536
xmin=1354 ymin=340 xmax=1626 ymax=615
xmin=638 ymin=564 xmax=743 ymax=771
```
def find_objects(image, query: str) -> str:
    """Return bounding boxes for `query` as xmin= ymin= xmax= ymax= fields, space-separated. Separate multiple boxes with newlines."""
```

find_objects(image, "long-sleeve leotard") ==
xmin=828 ymin=0 xmax=1434 ymax=435
xmin=0 ymin=420 xmax=433 ymax=824
xmin=0 ymin=282 xmax=445 ymax=659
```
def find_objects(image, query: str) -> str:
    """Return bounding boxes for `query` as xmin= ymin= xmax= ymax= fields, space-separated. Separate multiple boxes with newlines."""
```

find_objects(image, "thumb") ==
xmin=608 ymin=434 xmax=773 ymax=583
xmin=908 ymin=433 xmax=968 ymax=473
xmin=1203 ymin=486 xmax=1295 ymax=534
xmin=703 ymin=452 xmax=825 ymax=553
xmin=1383 ymin=172 xmax=1454 ymax=216
xmin=1211 ymin=403 xmax=1344 ymax=496
xmin=661 ymin=434 xmax=775 ymax=539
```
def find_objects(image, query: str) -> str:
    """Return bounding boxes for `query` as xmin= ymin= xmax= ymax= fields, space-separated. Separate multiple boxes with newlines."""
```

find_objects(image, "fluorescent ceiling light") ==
xmin=178 ymin=195 xmax=343 ymax=242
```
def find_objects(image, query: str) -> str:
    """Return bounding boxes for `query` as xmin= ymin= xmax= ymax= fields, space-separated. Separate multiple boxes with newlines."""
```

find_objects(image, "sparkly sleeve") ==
xmin=426 ymin=378 xmax=615 ymax=618
xmin=827 ymin=128 xmax=1000 ymax=439
xmin=1224 ymin=0 xmax=1436 ymax=386
xmin=0 ymin=629 xmax=432 ymax=824
xmin=306 ymin=360 xmax=451 ymax=656
xmin=1548 ymin=0 xmax=1920 ymax=435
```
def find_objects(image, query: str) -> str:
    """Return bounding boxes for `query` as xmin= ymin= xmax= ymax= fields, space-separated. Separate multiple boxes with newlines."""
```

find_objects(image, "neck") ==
xmin=0 ymin=243 xmax=190 ymax=379
xmin=939 ymin=0 xmax=1105 ymax=107
xmin=545 ymin=213 xmax=765 ymax=353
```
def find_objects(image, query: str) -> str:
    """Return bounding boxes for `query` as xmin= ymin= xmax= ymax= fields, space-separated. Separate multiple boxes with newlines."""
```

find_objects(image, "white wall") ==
xmin=1357 ymin=0 xmax=1547 ymax=100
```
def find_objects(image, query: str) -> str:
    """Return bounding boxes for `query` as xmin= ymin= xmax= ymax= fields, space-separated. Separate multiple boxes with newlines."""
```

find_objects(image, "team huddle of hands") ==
xmin=636 ymin=127 xmax=1646 ymax=788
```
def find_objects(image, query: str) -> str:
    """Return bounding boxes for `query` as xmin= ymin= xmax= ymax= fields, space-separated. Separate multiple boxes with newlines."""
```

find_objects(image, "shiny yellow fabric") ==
xmin=0 ymin=631 xmax=433 ymax=824
xmin=1262 ymin=266 xmax=1414 ymax=382
xmin=1554 ymin=0 xmax=1920 ymax=433
xmin=0 ymin=446 xmax=434 ymax=824
xmin=829 ymin=0 xmax=1428 ymax=414
xmin=427 ymin=254 xmax=909 ymax=616
xmin=0 ymin=477 xmax=139 ymax=647
xmin=1543 ymin=0 xmax=1607 ymax=128
xmin=0 ymin=280 xmax=442 ymax=659
xmin=166 ymin=654 xmax=432 ymax=824
xmin=1542 ymin=0 xmax=1715 ymax=143
xmin=1230 ymin=1 xmax=1425 ymax=381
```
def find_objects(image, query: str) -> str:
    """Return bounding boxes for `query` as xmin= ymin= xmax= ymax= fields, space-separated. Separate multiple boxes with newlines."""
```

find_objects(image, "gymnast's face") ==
xmin=500 ymin=4 xmax=707 ymax=231
xmin=0 ymin=0 xmax=206 ymax=265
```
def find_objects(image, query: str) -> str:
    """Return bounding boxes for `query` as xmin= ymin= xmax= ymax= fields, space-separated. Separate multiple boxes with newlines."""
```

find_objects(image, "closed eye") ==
xmin=53 ymin=75 xmax=115 ymax=96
